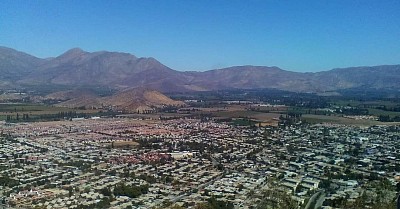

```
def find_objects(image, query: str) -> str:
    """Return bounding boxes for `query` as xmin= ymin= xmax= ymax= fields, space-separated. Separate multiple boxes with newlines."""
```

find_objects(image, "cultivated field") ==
xmin=0 ymin=103 xmax=99 ymax=121
xmin=302 ymin=114 xmax=400 ymax=126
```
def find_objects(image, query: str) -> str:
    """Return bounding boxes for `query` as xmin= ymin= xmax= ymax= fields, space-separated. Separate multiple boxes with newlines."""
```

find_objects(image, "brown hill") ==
xmin=102 ymin=88 xmax=184 ymax=113
xmin=52 ymin=88 xmax=184 ymax=113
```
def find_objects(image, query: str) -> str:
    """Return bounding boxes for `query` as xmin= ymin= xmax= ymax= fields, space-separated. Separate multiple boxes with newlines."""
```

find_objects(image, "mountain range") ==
xmin=1 ymin=46 xmax=399 ymax=93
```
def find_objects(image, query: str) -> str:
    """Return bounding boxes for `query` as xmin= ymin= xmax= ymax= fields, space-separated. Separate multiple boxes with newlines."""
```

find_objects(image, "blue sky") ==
xmin=1 ymin=0 xmax=399 ymax=72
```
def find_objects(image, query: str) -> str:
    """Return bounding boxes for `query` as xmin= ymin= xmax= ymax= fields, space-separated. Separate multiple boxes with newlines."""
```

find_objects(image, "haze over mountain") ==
xmin=1 ymin=47 xmax=399 ymax=93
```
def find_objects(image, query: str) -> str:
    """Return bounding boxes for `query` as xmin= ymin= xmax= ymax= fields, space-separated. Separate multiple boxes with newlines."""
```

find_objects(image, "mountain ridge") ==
xmin=1 ymin=46 xmax=399 ymax=93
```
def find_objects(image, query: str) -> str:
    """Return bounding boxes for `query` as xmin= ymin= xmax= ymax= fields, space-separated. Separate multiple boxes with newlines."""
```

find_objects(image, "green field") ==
xmin=0 ymin=103 xmax=68 ymax=112
xmin=0 ymin=103 xmax=99 ymax=121
xmin=302 ymin=114 xmax=400 ymax=126
xmin=366 ymin=108 xmax=400 ymax=117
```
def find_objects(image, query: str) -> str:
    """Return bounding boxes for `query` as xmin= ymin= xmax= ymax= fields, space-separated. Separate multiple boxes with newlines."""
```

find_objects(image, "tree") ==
xmin=113 ymin=183 xmax=148 ymax=198
xmin=237 ymin=183 xmax=245 ymax=191
xmin=68 ymin=187 xmax=73 ymax=196
xmin=100 ymin=187 xmax=112 ymax=196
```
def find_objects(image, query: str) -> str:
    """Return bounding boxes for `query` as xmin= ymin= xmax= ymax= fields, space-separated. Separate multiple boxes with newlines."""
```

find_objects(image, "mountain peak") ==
xmin=67 ymin=47 xmax=85 ymax=53
xmin=58 ymin=48 xmax=87 ymax=58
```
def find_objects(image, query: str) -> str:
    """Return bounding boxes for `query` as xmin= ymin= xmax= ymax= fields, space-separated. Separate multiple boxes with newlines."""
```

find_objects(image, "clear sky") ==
xmin=1 ymin=0 xmax=399 ymax=72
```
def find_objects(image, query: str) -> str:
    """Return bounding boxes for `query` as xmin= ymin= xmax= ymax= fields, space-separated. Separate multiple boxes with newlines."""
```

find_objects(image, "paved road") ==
xmin=305 ymin=191 xmax=322 ymax=209
xmin=314 ymin=191 xmax=325 ymax=209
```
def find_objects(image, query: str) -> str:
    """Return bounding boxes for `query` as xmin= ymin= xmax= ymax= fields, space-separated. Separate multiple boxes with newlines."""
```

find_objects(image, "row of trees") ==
xmin=5 ymin=111 xmax=88 ymax=122
xmin=378 ymin=115 xmax=400 ymax=122
xmin=376 ymin=105 xmax=400 ymax=112
xmin=6 ymin=113 xmax=30 ymax=121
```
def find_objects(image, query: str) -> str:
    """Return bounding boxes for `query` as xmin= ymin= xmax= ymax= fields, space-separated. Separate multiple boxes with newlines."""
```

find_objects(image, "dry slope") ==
xmin=53 ymin=88 xmax=184 ymax=113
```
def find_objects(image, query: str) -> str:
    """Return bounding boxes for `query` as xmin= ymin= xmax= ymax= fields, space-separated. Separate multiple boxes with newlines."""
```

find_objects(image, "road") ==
xmin=305 ymin=190 xmax=324 ymax=209
xmin=314 ymin=191 xmax=325 ymax=209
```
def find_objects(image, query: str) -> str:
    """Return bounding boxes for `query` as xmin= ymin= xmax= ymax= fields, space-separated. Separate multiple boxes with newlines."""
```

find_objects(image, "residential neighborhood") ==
xmin=0 ymin=117 xmax=399 ymax=208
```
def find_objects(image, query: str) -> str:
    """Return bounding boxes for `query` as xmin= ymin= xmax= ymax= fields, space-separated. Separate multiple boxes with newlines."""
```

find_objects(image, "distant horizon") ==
xmin=2 ymin=45 xmax=399 ymax=73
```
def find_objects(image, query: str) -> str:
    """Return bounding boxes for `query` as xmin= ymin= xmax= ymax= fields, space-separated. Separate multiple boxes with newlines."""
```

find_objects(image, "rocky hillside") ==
xmin=1 ymin=47 xmax=399 ymax=93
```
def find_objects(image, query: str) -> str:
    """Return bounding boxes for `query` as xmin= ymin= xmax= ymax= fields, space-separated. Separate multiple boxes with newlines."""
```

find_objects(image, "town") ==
xmin=2 ymin=0 xmax=400 ymax=208
xmin=0 ymin=114 xmax=399 ymax=209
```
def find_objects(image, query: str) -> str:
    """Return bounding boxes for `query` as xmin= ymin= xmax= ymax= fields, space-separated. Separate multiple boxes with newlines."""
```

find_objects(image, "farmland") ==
xmin=0 ymin=103 xmax=99 ymax=121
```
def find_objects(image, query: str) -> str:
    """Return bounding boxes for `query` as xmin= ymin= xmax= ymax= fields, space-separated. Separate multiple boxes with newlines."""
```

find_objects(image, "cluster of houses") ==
xmin=0 ymin=118 xmax=399 ymax=208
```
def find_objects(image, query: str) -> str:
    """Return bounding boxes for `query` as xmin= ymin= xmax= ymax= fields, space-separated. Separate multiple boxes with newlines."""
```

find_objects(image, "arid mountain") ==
xmin=53 ymin=88 xmax=184 ymax=113
xmin=1 ymin=47 xmax=399 ymax=93
xmin=19 ymin=48 xmax=183 ymax=88
xmin=312 ymin=65 xmax=400 ymax=90
xmin=189 ymin=65 xmax=400 ymax=92
xmin=0 ymin=47 xmax=44 ymax=85
xmin=187 ymin=66 xmax=313 ymax=91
